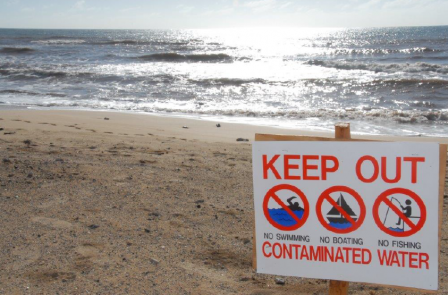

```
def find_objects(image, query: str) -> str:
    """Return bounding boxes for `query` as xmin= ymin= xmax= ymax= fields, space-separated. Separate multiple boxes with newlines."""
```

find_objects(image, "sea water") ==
xmin=388 ymin=227 xmax=405 ymax=232
xmin=268 ymin=208 xmax=304 ymax=226
xmin=328 ymin=221 xmax=353 ymax=230
xmin=1 ymin=26 xmax=448 ymax=136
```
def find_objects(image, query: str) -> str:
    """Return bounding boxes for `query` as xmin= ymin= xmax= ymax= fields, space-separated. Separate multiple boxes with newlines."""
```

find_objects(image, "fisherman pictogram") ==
xmin=396 ymin=199 xmax=412 ymax=226
xmin=382 ymin=196 xmax=420 ymax=233
xmin=373 ymin=188 xmax=427 ymax=237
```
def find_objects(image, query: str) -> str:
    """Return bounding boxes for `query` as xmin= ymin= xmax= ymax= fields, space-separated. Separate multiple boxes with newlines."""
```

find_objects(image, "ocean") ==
xmin=267 ymin=208 xmax=305 ymax=227
xmin=1 ymin=26 xmax=447 ymax=136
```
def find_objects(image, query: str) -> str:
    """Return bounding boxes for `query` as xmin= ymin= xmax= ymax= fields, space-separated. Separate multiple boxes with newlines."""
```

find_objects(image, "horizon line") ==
xmin=1 ymin=24 xmax=448 ymax=31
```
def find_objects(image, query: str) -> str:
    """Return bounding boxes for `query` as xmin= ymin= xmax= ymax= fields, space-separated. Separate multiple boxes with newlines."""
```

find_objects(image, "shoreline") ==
xmin=1 ymin=109 xmax=448 ymax=144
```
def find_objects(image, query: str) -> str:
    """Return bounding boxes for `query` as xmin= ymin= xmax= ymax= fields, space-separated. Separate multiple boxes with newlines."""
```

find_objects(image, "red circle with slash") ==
xmin=316 ymin=186 xmax=366 ymax=234
xmin=263 ymin=184 xmax=309 ymax=231
xmin=373 ymin=188 xmax=426 ymax=237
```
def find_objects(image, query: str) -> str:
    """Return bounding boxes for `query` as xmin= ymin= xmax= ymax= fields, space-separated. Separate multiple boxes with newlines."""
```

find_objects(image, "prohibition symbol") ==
xmin=373 ymin=188 xmax=426 ymax=237
xmin=316 ymin=186 xmax=366 ymax=234
xmin=263 ymin=184 xmax=309 ymax=231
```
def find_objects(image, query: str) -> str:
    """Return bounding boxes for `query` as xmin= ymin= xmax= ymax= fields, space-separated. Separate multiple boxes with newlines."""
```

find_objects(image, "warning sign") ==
xmin=252 ymin=141 xmax=441 ymax=291
xmin=316 ymin=186 xmax=366 ymax=234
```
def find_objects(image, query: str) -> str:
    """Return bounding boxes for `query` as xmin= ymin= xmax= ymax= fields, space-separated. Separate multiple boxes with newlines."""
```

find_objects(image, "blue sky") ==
xmin=1 ymin=0 xmax=448 ymax=29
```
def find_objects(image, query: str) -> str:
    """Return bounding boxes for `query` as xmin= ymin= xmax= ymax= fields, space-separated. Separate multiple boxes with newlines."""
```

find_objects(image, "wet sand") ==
xmin=0 ymin=110 xmax=447 ymax=294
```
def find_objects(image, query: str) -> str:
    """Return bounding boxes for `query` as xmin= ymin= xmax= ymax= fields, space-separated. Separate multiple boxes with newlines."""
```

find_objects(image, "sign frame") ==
xmin=252 ymin=124 xmax=447 ymax=293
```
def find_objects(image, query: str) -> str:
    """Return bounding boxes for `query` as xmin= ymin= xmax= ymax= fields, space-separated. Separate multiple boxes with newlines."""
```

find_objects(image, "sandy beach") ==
xmin=1 ymin=109 xmax=447 ymax=294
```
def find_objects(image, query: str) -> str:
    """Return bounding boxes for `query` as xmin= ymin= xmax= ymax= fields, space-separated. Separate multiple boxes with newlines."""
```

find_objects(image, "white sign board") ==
xmin=252 ymin=142 xmax=440 ymax=290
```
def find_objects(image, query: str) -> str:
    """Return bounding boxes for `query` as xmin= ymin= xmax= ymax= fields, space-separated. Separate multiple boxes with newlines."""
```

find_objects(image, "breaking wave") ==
xmin=0 ymin=89 xmax=66 ymax=97
xmin=306 ymin=60 xmax=448 ymax=74
xmin=97 ymin=40 xmax=190 ymax=46
xmin=193 ymin=78 xmax=266 ymax=86
xmin=31 ymin=39 xmax=86 ymax=45
xmin=28 ymin=38 xmax=220 ymax=47
xmin=137 ymin=52 xmax=234 ymax=62
xmin=371 ymin=78 xmax=448 ymax=86
xmin=0 ymin=47 xmax=35 ymax=54
xmin=0 ymin=68 xmax=93 ymax=79
xmin=166 ymin=108 xmax=448 ymax=124
xmin=329 ymin=47 xmax=442 ymax=56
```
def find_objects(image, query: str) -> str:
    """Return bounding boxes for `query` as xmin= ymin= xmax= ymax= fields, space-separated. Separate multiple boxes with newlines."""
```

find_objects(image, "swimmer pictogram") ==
xmin=263 ymin=184 xmax=309 ymax=231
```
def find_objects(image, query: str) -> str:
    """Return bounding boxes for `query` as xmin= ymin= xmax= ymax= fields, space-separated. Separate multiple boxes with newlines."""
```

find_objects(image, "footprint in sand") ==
xmin=74 ymin=243 xmax=105 ymax=271
xmin=38 ymin=122 xmax=57 ymax=126
xmin=37 ymin=196 xmax=68 ymax=209
xmin=75 ymin=243 xmax=102 ymax=258
xmin=31 ymin=216 xmax=73 ymax=229
xmin=27 ymin=271 xmax=76 ymax=283
xmin=11 ymin=245 xmax=41 ymax=270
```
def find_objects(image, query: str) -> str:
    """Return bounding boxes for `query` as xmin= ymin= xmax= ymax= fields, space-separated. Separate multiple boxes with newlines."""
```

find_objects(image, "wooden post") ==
xmin=329 ymin=280 xmax=349 ymax=295
xmin=335 ymin=122 xmax=351 ymax=140
xmin=329 ymin=122 xmax=351 ymax=295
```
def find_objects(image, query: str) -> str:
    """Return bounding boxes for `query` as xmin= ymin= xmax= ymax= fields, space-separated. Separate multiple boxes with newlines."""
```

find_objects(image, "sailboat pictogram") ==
xmin=326 ymin=193 xmax=357 ymax=224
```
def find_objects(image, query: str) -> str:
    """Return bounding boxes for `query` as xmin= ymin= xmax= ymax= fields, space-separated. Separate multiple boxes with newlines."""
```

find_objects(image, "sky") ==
xmin=1 ymin=0 xmax=448 ymax=29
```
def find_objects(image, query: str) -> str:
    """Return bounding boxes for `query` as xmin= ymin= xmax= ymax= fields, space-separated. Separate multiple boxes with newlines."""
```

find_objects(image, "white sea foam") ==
xmin=31 ymin=39 xmax=86 ymax=45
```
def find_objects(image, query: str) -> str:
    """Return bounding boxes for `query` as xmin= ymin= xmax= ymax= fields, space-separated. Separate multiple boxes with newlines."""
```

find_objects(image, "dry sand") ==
xmin=0 ymin=110 xmax=447 ymax=294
